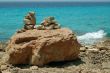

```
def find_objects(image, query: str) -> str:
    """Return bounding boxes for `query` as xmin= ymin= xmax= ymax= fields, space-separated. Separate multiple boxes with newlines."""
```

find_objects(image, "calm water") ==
xmin=0 ymin=2 xmax=110 ymax=44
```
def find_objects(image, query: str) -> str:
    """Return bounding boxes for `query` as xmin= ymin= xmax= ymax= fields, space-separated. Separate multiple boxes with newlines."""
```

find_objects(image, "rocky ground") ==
xmin=0 ymin=40 xmax=110 ymax=73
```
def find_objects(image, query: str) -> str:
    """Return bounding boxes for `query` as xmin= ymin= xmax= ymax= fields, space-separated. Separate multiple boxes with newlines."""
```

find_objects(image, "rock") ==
xmin=10 ymin=68 xmax=21 ymax=73
xmin=17 ymin=29 xmax=26 ymax=33
xmin=87 ymin=48 xmax=99 ymax=52
xmin=23 ymin=11 xmax=36 ymax=30
xmin=80 ymin=47 xmax=86 ymax=52
xmin=0 ymin=43 xmax=3 ymax=51
xmin=96 ymin=39 xmax=110 ymax=50
xmin=5 ymin=28 xmax=81 ymax=66
xmin=102 ymin=62 xmax=110 ymax=69
xmin=2 ymin=71 xmax=11 ymax=73
xmin=0 ymin=65 xmax=8 ymax=70
xmin=38 ymin=16 xmax=60 ymax=30
xmin=98 ymin=47 xmax=108 ymax=51
xmin=0 ymin=42 xmax=7 ymax=52
xmin=0 ymin=48 xmax=2 ymax=51
xmin=18 ymin=69 xmax=32 ymax=73
xmin=30 ymin=66 xmax=38 ymax=70
xmin=0 ymin=52 xmax=5 ymax=59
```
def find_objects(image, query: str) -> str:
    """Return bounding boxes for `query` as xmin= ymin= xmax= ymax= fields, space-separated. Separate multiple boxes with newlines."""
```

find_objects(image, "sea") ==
xmin=0 ymin=2 xmax=110 ymax=45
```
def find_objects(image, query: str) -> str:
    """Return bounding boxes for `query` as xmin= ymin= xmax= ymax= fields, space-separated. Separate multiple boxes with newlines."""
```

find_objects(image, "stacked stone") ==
xmin=17 ymin=12 xmax=61 ymax=33
xmin=23 ymin=11 xmax=36 ymax=30
xmin=37 ymin=17 xmax=60 ymax=30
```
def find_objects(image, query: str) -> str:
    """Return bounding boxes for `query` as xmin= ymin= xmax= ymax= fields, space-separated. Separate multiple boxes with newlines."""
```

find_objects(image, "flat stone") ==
xmin=87 ymin=48 xmax=99 ymax=52
xmin=80 ymin=47 xmax=86 ymax=52
xmin=1 ymin=65 xmax=8 ymax=70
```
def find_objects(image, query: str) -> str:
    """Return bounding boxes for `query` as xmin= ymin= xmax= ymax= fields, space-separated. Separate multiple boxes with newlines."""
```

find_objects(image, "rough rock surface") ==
xmin=96 ymin=39 xmax=110 ymax=50
xmin=38 ymin=16 xmax=60 ymax=30
xmin=1 ymin=39 xmax=110 ymax=73
xmin=5 ymin=28 xmax=80 ymax=66
xmin=23 ymin=11 xmax=36 ymax=30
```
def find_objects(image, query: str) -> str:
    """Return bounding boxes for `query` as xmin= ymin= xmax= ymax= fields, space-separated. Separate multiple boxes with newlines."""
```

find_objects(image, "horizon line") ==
xmin=0 ymin=1 xmax=110 ymax=3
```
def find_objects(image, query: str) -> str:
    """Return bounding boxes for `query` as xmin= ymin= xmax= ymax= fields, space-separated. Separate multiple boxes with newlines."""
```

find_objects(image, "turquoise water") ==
xmin=0 ymin=2 xmax=110 ymax=44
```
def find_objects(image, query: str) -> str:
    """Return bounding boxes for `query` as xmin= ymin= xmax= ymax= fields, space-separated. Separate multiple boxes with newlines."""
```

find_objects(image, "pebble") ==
xmin=30 ymin=66 xmax=38 ymax=70
xmin=80 ymin=47 xmax=86 ymax=52
xmin=102 ymin=62 xmax=110 ymax=69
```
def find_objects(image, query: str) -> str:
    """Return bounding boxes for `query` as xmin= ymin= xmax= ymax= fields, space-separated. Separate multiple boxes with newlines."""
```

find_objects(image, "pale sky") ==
xmin=1 ymin=0 xmax=110 ymax=2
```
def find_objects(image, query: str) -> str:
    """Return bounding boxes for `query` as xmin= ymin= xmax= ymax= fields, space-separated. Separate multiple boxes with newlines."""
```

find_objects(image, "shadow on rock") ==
xmin=44 ymin=58 xmax=85 ymax=68
xmin=12 ymin=58 xmax=85 ymax=69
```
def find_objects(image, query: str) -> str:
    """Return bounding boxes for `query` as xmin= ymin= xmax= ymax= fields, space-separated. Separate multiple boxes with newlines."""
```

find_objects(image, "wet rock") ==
xmin=5 ymin=28 xmax=81 ymax=66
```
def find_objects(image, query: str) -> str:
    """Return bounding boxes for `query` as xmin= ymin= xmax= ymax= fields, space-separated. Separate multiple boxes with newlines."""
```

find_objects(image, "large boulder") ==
xmin=5 ymin=28 xmax=81 ymax=66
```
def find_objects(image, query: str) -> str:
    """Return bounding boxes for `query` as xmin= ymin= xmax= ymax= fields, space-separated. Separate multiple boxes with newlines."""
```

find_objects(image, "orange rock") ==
xmin=5 ymin=28 xmax=81 ymax=66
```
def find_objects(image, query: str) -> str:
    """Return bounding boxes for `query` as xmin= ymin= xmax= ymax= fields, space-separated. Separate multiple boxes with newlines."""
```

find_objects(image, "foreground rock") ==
xmin=5 ymin=28 xmax=80 ymax=66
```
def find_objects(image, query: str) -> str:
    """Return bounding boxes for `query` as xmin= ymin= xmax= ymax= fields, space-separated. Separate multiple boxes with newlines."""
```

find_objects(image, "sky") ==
xmin=0 ymin=0 xmax=110 ymax=2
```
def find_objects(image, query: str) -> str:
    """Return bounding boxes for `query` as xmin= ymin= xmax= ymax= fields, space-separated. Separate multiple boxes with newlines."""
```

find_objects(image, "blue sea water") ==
xmin=0 ymin=2 xmax=110 ymax=44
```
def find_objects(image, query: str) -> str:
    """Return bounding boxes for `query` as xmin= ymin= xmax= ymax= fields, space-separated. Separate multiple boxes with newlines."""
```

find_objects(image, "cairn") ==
xmin=17 ymin=12 xmax=61 ymax=33
xmin=23 ymin=11 xmax=36 ymax=30
xmin=17 ymin=11 xmax=36 ymax=33
xmin=37 ymin=16 xmax=60 ymax=30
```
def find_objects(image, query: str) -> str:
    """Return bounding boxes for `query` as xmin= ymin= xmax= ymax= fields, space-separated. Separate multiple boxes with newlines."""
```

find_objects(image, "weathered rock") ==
xmin=80 ymin=47 xmax=86 ymax=52
xmin=30 ymin=66 xmax=38 ymax=70
xmin=5 ymin=28 xmax=80 ymax=66
xmin=102 ymin=62 xmax=110 ymax=69
xmin=23 ymin=11 xmax=36 ymax=30
xmin=0 ymin=65 xmax=8 ymax=71
xmin=96 ymin=39 xmax=110 ymax=50
xmin=0 ymin=42 xmax=7 ymax=52
xmin=37 ymin=16 xmax=60 ymax=30
xmin=87 ymin=48 xmax=99 ymax=52
xmin=2 ymin=71 xmax=11 ymax=73
xmin=0 ymin=52 xmax=5 ymax=59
